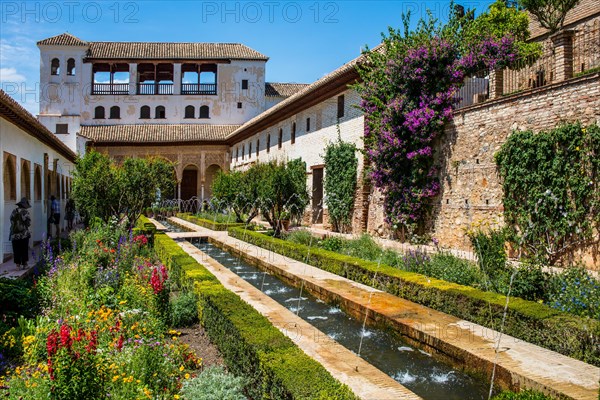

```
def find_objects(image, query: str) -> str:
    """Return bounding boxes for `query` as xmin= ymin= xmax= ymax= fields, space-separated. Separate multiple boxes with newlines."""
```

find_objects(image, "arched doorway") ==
xmin=204 ymin=164 xmax=222 ymax=200
xmin=181 ymin=165 xmax=199 ymax=201
xmin=20 ymin=160 xmax=31 ymax=200
xmin=3 ymin=154 xmax=16 ymax=201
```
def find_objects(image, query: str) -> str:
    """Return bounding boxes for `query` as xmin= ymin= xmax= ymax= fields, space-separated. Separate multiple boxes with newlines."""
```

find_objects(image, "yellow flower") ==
xmin=179 ymin=365 xmax=184 ymax=372
xmin=575 ymin=146 xmax=580 ymax=151
xmin=119 ymin=300 xmax=127 ymax=305
xmin=184 ymin=373 xmax=190 ymax=379
xmin=174 ymin=396 xmax=180 ymax=399
xmin=112 ymin=375 xmax=120 ymax=382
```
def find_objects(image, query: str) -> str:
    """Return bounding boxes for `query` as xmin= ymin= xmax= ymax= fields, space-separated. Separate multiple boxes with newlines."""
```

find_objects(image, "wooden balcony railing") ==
xmin=91 ymin=83 xmax=129 ymax=95
xmin=181 ymin=83 xmax=217 ymax=95
xmin=137 ymin=83 xmax=174 ymax=95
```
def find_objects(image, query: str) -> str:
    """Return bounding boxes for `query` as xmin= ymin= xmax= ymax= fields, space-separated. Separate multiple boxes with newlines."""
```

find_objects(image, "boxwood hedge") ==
xmin=228 ymin=227 xmax=600 ymax=367
xmin=176 ymin=213 xmax=245 ymax=231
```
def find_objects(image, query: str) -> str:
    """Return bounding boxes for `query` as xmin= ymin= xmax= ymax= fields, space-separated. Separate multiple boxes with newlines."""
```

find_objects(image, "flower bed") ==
xmin=228 ymin=227 xmax=600 ymax=367
xmin=152 ymin=221 xmax=358 ymax=399
xmin=1 ymin=224 xmax=202 ymax=399
xmin=176 ymin=213 xmax=246 ymax=231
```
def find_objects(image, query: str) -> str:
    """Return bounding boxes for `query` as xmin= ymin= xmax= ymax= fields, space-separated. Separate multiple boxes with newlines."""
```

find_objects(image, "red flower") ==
xmin=115 ymin=335 xmax=124 ymax=351
xmin=86 ymin=330 xmax=98 ymax=353
xmin=59 ymin=324 xmax=72 ymax=348
xmin=46 ymin=330 xmax=59 ymax=357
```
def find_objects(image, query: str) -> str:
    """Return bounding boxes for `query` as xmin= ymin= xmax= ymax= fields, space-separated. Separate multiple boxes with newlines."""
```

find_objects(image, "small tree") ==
xmin=518 ymin=0 xmax=581 ymax=33
xmin=72 ymin=151 xmax=175 ymax=228
xmin=323 ymin=137 xmax=358 ymax=233
xmin=258 ymin=159 xmax=309 ymax=237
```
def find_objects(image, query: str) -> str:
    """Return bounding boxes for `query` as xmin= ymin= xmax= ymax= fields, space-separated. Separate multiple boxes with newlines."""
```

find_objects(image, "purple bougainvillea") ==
xmin=357 ymin=33 xmax=516 ymax=231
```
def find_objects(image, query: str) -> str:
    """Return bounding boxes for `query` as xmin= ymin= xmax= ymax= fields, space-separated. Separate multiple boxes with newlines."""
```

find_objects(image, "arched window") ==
xmin=278 ymin=128 xmax=283 ymax=149
xmin=199 ymin=105 xmax=209 ymax=119
xmin=267 ymin=134 xmax=271 ymax=154
xmin=3 ymin=154 xmax=16 ymax=201
xmin=235 ymin=147 xmax=239 ymax=162
xmin=242 ymin=144 xmax=245 ymax=160
xmin=94 ymin=106 xmax=105 ymax=119
xmin=67 ymin=58 xmax=76 ymax=76
xmin=140 ymin=105 xmax=150 ymax=119
xmin=248 ymin=142 xmax=252 ymax=159
xmin=155 ymin=106 xmax=165 ymax=119
xmin=291 ymin=122 xmax=296 ymax=145
xmin=184 ymin=105 xmax=195 ymax=119
xmin=20 ymin=161 xmax=31 ymax=200
xmin=256 ymin=139 xmax=259 ymax=157
xmin=51 ymin=58 xmax=60 ymax=75
xmin=109 ymin=106 xmax=120 ymax=119
xmin=34 ymin=165 xmax=42 ymax=201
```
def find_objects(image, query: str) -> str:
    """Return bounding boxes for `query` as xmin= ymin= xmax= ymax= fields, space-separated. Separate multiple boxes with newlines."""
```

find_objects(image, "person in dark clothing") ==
xmin=65 ymin=197 xmax=75 ymax=231
xmin=10 ymin=197 xmax=32 ymax=270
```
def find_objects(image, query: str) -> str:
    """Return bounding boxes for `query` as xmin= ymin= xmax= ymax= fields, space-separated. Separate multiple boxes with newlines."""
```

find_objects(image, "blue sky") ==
xmin=1 ymin=0 xmax=494 ymax=114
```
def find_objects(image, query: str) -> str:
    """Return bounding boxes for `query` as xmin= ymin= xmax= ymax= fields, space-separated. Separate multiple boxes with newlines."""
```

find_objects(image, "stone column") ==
xmin=551 ymin=30 xmax=575 ymax=82
xmin=173 ymin=63 xmax=182 ymax=95
xmin=489 ymin=69 xmax=504 ymax=99
xmin=128 ymin=63 xmax=137 ymax=95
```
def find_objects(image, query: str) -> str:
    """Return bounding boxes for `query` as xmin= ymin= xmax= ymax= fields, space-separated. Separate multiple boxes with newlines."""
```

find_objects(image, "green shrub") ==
xmin=177 ymin=213 xmax=245 ymax=231
xmin=0 ymin=278 xmax=40 ymax=328
xmin=284 ymin=229 xmax=315 ymax=247
xmin=492 ymin=389 xmax=553 ymax=400
xmin=228 ymin=227 xmax=600 ymax=366
xmin=548 ymin=267 xmax=600 ymax=320
xmin=170 ymin=291 xmax=199 ymax=328
xmin=321 ymin=236 xmax=344 ymax=252
xmin=180 ymin=366 xmax=246 ymax=400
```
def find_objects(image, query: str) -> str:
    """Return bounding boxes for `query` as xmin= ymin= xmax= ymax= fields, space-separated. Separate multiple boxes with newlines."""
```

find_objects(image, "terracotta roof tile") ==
xmin=81 ymin=124 xmax=240 ymax=144
xmin=265 ymin=82 xmax=310 ymax=97
xmin=0 ymin=89 xmax=76 ymax=162
xmin=37 ymin=32 xmax=88 ymax=46
xmin=87 ymin=42 xmax=268 ymax=61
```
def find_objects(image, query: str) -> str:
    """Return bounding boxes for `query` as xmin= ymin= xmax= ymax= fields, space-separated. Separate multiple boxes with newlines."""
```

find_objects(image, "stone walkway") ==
xmin=167 ymin=216 xmax=600 ymax=400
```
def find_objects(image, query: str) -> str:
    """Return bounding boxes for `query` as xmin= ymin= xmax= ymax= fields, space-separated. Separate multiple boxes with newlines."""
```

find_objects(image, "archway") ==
xmin=204 ymin=164 xmax=222 ymax=200
xmin=21 ymin=160 xmax=31 ymax=200
xmin=3 ymin=153 xmax=17 ymax=201
xmin=181 ymin=165 xmax=199 ymax=201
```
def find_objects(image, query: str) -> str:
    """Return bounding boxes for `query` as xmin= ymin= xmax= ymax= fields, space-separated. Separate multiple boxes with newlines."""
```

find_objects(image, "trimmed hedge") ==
xmin=148 ymin=219 xmax=358 ymax=399
xmin=177 ymin=213 xmax=245 ymax=231
xmin=228 ymin=227 xmax=600 ymax=367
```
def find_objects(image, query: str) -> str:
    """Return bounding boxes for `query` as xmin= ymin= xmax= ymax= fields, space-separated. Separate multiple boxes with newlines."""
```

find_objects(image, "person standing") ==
xmin=9 ymin=198 xmax=32 ymax=270
xmin=50 ymin=195 xmax=60 ymax=238
xmin=65 ymin=197 xmax=75 ymax=231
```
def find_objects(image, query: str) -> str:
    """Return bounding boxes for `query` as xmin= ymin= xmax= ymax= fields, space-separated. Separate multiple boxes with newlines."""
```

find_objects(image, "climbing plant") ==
xmin=355 ymin=3 xmax=525 ymax=235
xmin=495 ymin=122 xmax=600 ymax=264
xmin=323 ymin=135 xmax=358 ymax=233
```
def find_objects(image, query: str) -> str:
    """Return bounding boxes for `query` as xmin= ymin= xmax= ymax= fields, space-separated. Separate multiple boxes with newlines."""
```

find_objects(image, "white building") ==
xmin=1 ymin=89 xmax=76 ymax=262
xmin=36 ymin=33 xmax=307 ymax=200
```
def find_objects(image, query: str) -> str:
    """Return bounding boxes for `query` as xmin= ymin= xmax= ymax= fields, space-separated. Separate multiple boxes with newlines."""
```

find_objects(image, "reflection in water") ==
xmin=193 ymin=241 xmax=490 ymax=400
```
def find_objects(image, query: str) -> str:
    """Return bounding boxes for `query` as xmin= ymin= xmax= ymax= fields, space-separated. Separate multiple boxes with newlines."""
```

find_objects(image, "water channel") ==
xmin=190 ymin=239 xmax=491 ymax=400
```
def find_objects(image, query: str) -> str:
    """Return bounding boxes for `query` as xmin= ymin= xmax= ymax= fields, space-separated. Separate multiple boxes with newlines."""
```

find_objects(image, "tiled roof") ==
xmin=265 ymin=82 xmax=310 ymax=97
xmin=528 ymin=0 xmax=600 ymax=39
xmin=37 ymin=33 xmax=269 ymax=60
xmin=81 ymin=124 xmax=240 ymax=144
xmin=87 ymin=42 xmax=268 ymax=61
xmin=0 ymin=89 xmax=76 ymax=162
xmin=37 ymin=32 xmax=88 ymax=46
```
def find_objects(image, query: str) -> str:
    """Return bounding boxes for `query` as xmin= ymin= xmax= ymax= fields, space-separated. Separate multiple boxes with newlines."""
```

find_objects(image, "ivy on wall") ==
xmin=323 ymin=136 xmax=358 ymax=233
xmin=495 ymin=122 xmax=600 ymax=264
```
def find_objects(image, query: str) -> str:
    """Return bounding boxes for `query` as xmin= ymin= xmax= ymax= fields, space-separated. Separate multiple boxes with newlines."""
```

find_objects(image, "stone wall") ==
xmin=367 ymin=73 xmax=600 ymax=268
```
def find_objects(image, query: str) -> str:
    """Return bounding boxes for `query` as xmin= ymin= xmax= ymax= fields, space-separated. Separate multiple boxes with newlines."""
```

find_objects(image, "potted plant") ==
xmin=279 ymin=211 xmax=291 ymax=231
xmin=145 ymin=207 xmax=153 ymax=218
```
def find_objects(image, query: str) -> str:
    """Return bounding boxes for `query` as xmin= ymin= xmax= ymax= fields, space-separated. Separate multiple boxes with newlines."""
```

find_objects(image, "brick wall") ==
xmin=367 ymin=73 xmax=600 ymax=268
